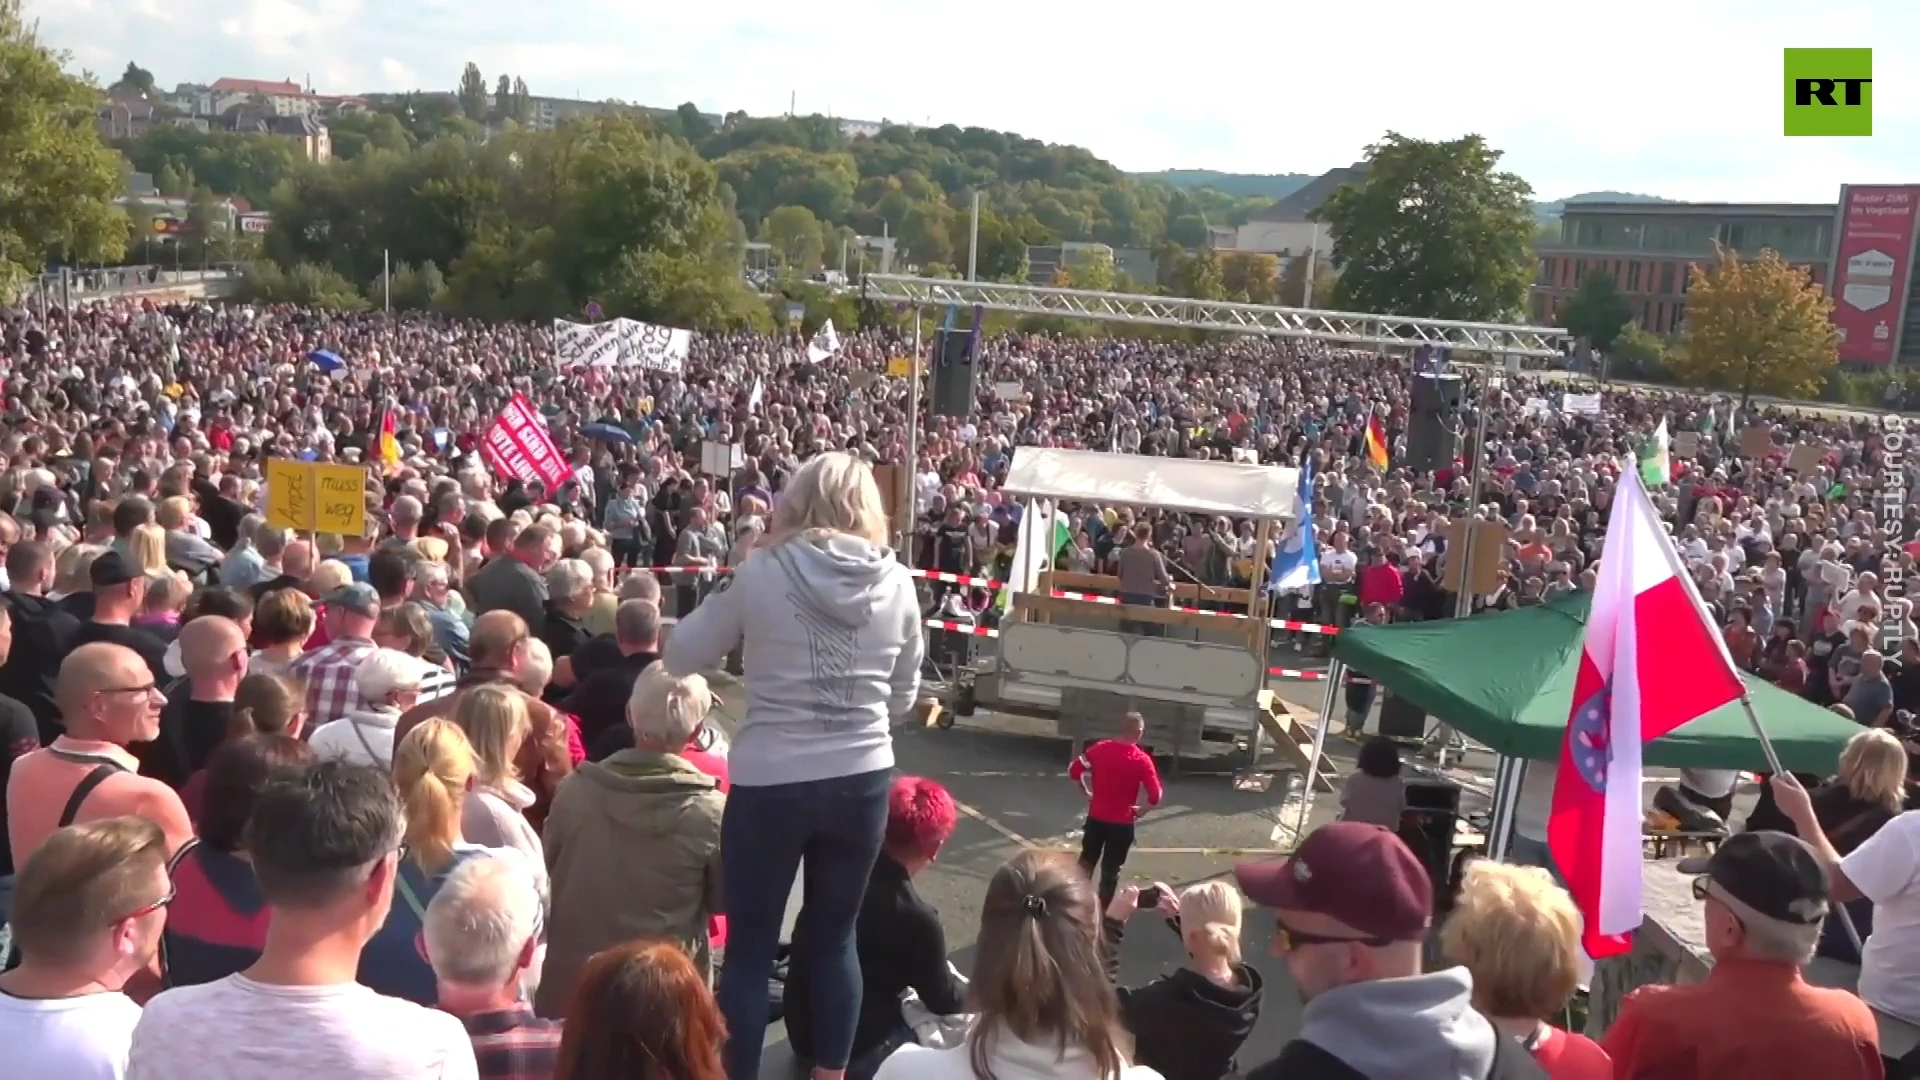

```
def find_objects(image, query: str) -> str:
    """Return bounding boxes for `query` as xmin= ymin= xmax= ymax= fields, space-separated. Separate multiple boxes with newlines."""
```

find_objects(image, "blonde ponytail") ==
xmin=1179 ymin=880 xmax=1245 ymax=965
xmin=392 ymin=719 xmax=474 ymax=874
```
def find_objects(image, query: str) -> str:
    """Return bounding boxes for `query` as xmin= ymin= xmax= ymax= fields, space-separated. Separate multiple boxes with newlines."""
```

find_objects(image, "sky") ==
xmin=28 ymin=0 xmax=1920 ymax=203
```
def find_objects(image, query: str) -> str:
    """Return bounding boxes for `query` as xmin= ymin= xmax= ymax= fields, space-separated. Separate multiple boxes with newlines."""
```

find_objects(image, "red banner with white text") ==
xmin=1831 ymin=184 xmax=1920 ymax=365
xmin=480 ymin=393 xmax=572 ymax=491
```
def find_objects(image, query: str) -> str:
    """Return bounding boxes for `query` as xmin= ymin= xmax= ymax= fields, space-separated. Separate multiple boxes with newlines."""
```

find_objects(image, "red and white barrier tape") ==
xmin=614 ymin=565 xmax=732 ymax=577
xmin=912 ymin=568 xmax=1004 ymax=588
xmin=1267 ymin=667 xmax=1328 ymax=680
xmin=925 ymin=618 xmax=998 ymax=637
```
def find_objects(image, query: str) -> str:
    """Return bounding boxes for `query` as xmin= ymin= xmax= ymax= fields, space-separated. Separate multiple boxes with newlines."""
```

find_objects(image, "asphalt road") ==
xmin=698 ymin=655 xmax=1745 ymax=1077
xmin=699 ymin=670 xmax=1352 ymax=1077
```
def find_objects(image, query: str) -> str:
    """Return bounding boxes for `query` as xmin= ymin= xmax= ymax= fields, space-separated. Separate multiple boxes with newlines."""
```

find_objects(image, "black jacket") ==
xmin=1101 ymin=916 xmax=1262 ymax=1080
xmin=784 ymin=854 xmax=967 ymax=1062
xmin=561 ymin=647 xmax=659 ymax=753
xmin=1245 ymin=1034 xmax=1547 ymax=1080
xmin=0 ymin=592 xmax=81 ymax=741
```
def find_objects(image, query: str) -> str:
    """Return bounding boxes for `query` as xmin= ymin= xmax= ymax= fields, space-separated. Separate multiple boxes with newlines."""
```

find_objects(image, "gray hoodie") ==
xmin=1294 ymin=968 xmax=1502 ymax=1079
xmin=663 ymin=532 xmax=922 ymax=786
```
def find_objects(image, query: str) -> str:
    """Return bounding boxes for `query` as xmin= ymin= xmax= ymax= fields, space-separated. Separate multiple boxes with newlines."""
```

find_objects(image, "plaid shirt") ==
xmin=463 ymin=1006 xmax=563 ymax=1080
xmin=289 ymin=635 xmax=379 ymax=728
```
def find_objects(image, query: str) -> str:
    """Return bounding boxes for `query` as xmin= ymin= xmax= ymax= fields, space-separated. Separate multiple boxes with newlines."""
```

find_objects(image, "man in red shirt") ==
xmin=1070 ymin=711 xmax=1163 ymax=905
xmin=1356 ymin=547 xmax=1404 ymax=613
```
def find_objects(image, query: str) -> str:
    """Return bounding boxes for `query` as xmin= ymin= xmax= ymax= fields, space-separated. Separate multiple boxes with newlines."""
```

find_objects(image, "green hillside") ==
xmin=1129 ymin=169 xmax=1315 ymax=200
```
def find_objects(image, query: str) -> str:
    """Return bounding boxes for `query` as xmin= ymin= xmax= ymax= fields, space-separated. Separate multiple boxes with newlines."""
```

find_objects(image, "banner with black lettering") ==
xmin=554 ymin=318 xmax=690 ymax=373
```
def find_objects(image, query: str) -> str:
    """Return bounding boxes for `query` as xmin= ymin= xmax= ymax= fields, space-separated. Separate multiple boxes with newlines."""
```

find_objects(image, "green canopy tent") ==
xmin=1331 ymin=592 xmax=1859 ymax=774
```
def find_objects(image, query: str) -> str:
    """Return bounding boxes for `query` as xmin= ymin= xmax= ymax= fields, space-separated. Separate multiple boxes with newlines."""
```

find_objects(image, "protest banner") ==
xmin=481 ymin=393 xmax=572 ymax=490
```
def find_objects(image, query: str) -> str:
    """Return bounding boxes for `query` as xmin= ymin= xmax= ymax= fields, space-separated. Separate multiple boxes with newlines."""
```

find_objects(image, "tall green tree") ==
xmin=111 ymin=61 xmax=155 ymax=98
xmin=1312 ymin=132 xmax=1536 ymax=322
xmin=759 ymin=205 xmax=826 ymax=271
xmin=1559 ymin=268 xmax=1635 ymax=351
xmin=675 ymin=103 xmax=714 ymax=143
xmin=181 ymin=188 xmax=225 ymax=264
xmin=1056 ymin=248 xmax=1115 ymax=291
xmin=456 ymin=62 xmax=489 ymax=122
xmin=492 ymin=75 xmax=512 ymax=123
xmin=0 ymin=0 xmax=128 ymax=288
xmin=1172 ymin=248 xmax=1226 ymax=300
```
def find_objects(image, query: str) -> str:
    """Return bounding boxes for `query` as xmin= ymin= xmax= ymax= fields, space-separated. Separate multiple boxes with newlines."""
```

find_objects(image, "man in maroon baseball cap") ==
xmin=1233 ymin=822 xmax=1546 ymax=1080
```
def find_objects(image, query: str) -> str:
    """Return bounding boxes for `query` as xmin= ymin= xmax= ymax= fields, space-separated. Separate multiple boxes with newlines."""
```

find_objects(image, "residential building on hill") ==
xmin=221 ymin=110 xmax=332 ymax=163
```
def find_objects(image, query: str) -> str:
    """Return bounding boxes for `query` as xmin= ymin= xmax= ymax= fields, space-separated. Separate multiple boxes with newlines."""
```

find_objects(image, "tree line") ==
xmin=2 ymin=32 xmax=1842 ymax=391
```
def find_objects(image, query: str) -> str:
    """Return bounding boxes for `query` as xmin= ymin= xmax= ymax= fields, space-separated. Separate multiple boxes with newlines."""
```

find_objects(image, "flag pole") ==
xmin=1733 ymin=694 xmax=1787 ymax=778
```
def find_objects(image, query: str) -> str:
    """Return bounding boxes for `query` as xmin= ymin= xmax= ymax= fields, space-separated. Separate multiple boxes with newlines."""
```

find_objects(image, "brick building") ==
xmin=1531 ymin=201 xmax=1835 ymax=335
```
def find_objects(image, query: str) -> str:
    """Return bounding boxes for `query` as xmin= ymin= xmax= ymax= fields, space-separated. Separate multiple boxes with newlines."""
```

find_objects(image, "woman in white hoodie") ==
xmin=665 ymin=451 xmax=923 ymax=1080
xmin=876 ymin=850 xmax=1162 ymax=1080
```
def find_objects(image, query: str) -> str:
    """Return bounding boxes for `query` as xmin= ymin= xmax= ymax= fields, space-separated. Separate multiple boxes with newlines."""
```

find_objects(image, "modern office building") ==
xmin=1532 ymin=186 xmax=1920 ymax=366
xmin=1531 ymin=201 xmax=1835 ymax=336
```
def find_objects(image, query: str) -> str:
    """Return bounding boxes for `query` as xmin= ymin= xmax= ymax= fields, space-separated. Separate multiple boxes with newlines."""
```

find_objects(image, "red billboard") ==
xmin=1831 ymin=184 xmax=1920 ymax=365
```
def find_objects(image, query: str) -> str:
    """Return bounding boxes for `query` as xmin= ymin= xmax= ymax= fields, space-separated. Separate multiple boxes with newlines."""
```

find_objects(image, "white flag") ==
xmin=807 ymin=319 xmax=842 ymax=363
xmin=749 ymin=377 xmax=764 ymax=412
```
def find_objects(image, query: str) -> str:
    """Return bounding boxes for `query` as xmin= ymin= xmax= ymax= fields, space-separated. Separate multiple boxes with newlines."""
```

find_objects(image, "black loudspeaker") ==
xmin=929 ymin=329 xmax=978 ymax=418
xmin=1404 ymin=413 xmax=1459 ymax=472
xmin=1405 ymin=775 xmax=1463 ymax=815
xmin=1398 ymin=776 xmax=1463 ymax=910
xmin=1411 ymin=373 xmax=1465 ymax=413
xmin=1405 ymin=373 xmax=1464 ymax=473
xmin=1377 ymin=694 xmax=1428 ymax=740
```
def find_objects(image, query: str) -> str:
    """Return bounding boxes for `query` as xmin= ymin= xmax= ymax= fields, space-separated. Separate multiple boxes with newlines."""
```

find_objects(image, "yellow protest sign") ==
xmin=886 ymin=356 xmax=912 ymax=378
xmin=313 ymin=463 xmax=369 ymax=537
xmin=264 ymin=458 xmax=314 ymax=532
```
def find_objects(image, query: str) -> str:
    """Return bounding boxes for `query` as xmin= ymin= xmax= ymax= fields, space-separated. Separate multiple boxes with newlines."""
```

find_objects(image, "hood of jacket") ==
xmin=1156 ymin=963 xmax=1265 ymax=1036
xmin=765 ymin=531 xmax=903 ymax=630
xmin=1295 ymin=967 xmax=1499 ymax=1080
xmin=946 ymin=1028 xmax=1148 ymax=1080
xmin=570 ymin=749 xmax=718 ymax=836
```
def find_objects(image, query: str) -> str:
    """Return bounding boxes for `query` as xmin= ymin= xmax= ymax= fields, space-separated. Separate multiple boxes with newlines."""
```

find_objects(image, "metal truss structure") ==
xmin=865 ymin=274 xmax=1571 ymax=358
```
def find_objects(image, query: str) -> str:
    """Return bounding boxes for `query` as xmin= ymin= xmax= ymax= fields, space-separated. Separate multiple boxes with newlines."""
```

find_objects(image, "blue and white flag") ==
xmin=307 ymin=349 xmax=349 ymax=378
xmin=1269 ymin=461 xmax=1321 ymax=594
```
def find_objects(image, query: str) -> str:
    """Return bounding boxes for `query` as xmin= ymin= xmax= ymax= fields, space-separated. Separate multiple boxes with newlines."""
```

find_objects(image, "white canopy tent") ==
xmin=1000 ymin=447 xmax=1302 ymax=521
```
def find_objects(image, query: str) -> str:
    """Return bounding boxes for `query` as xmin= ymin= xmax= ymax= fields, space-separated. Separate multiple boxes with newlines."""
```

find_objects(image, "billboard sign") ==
xmin=1830 ymin=184 xmax=1920 ymax=365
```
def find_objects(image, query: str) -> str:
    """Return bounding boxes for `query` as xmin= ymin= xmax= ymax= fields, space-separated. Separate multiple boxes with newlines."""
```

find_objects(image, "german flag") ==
xmin=377 ymin=408 xmax=402 ymax=470
xmin=1363 ymin=413 xmax=1390 ymax=470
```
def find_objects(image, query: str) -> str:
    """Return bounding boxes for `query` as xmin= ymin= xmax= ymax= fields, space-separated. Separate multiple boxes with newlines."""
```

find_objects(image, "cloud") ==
xmin=25 ymin=0 xmax=1916 ymax=203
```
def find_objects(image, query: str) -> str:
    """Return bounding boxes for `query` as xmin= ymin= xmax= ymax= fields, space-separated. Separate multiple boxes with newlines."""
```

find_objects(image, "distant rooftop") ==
xmin=212 ymin=77 xmax=304 ymax=97
xmin=1248 ymin=164 xmax=1368 ymax=223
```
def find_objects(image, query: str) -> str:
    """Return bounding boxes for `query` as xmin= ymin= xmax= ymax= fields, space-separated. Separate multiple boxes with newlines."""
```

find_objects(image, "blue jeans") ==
xmin=719 ymin=768 xmax=891 ymax=1080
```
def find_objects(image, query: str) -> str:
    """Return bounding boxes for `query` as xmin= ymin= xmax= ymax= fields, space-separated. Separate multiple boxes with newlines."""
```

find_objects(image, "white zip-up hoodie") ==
xmin=663 ymin=532 xmax=922 ymax=787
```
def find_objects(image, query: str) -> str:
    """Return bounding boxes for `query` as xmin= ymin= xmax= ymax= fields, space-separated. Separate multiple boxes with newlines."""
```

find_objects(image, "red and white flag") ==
xmin=1548 ymin=466 xmax=1744 ymax=957
xmin=480 ymin=393 xmax=571 ymax=492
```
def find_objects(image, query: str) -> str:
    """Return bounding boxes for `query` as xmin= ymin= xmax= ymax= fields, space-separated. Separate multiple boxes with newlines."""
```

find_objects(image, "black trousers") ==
xmin=1078 ymin=817 xmax=1135 ymax=905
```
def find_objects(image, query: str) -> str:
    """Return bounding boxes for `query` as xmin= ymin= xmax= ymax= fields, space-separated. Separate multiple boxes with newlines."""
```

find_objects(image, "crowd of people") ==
xmin=0 ymin=293 xmax=1914 ymax=1079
